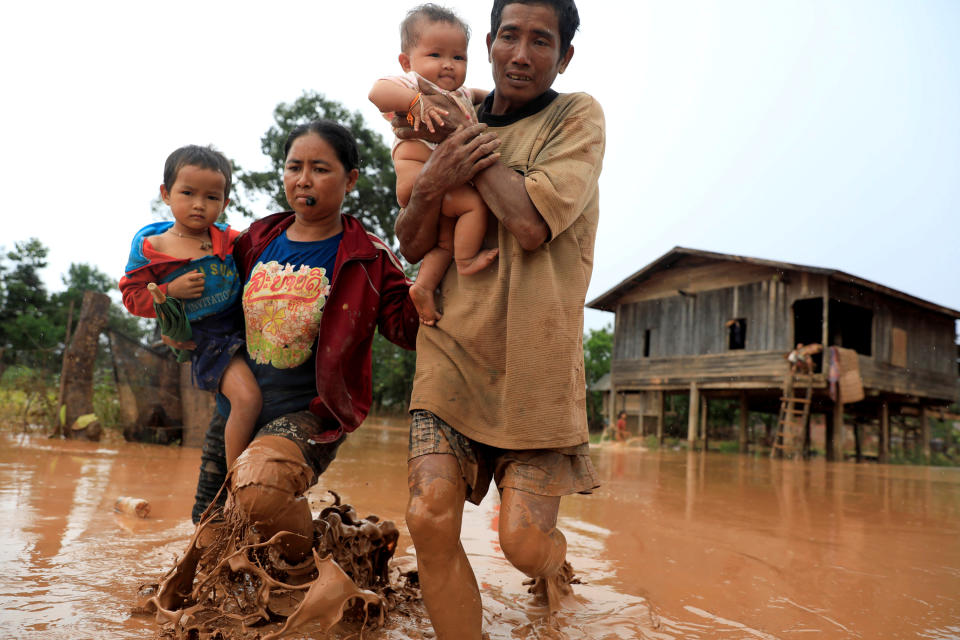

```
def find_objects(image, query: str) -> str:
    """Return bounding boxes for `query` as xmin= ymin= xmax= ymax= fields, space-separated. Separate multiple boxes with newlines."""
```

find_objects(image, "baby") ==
xmin=120 ymin=145 xmax=261 ymax=468
xmin=369 ymin=3 xmax=498 ymax=325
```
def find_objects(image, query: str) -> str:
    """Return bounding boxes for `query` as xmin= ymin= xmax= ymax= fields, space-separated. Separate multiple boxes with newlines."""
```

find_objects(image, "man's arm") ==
xmin=395 ymin=124 xmax=501 ymax=263
xmin=472 ymin=163 xmax=550 ymax=251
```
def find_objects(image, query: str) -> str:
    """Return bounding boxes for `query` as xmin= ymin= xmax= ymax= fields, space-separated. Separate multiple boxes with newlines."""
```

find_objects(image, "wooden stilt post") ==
xmin=738 ymin=391 xmax=748 ymax=453
xmin=853 ymin=419 xmax=863 ymax=463
xmin=879 ymin=402 xmax=890 ymax=464
xmin=608 ymin=384 xmax=617 ymax=437
xmin=688 ymin=383 xmax=699 ymax=448
xmin=700 ymin=394 xmax=709 ymax=450
xmin=656 ymin=390 xmax=665 ymax=445
xmin=831 ymin=386 xmax=844 ymax=462
xmin=921 ymin=406 xmax=932 ymax=463
xmin=825 ymin=411 xmax=835 ymax=462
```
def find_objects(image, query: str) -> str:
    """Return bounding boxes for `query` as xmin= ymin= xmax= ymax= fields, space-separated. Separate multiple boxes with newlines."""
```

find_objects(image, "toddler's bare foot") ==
xmin=456 ymin=248 xmax=499 ymax=276
xmin=409 ymin=284 xmax=442 ymax=326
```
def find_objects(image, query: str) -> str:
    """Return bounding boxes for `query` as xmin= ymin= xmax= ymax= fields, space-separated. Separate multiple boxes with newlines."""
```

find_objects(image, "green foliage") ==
xmin=0 ymin=239 xmax=57 ymax=360
xmin=92 ymin=371 xmax=123 ymax=430
xmin=0 ymin=366 xmax=58 ymax=430
xmin=233 ymin=91 xmax=399 ymax=245
xmin=0 ymin=239 xmax=149 ymax=417
xmin=584 ymin=325 xmax=612 ymax=429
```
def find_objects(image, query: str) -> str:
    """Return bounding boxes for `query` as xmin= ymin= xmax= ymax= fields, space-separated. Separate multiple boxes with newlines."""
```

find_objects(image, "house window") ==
xmin=828 ymin=300 xmax=873 ymax=356
xmin=643 ymin=329 xmax=652 ymax=357
xmin=727 ymin=318 xmax=746 ymax=350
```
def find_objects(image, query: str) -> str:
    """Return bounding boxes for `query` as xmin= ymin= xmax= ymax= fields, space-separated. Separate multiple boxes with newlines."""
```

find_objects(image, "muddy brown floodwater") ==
xmin=2 ymin=420 xmax=959 ymax=639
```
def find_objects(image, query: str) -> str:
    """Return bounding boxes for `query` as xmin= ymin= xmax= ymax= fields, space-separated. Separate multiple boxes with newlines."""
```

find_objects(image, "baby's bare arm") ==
xmin=368 ymin=79 xmax=418 ymax=113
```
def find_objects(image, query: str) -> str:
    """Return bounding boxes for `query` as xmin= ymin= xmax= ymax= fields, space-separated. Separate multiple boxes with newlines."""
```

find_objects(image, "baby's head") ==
xmin=399 ymin=4 xmax=471 ymax=92
xmin=163 ymin=145 xmax=232 ymax=202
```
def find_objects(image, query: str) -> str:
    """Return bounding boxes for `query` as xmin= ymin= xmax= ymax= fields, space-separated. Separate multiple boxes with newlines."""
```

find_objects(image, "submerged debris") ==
xmin=134 ymin=491 xmax=421 ymax=640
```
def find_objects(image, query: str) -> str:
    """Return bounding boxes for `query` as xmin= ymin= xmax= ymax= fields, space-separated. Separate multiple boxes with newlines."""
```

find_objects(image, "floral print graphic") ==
xmin=243 ymin=261 xmax=330 ymax=369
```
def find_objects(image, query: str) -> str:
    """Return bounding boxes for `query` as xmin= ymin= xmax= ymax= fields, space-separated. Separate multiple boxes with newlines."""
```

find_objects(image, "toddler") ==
xmin=120 ymin=145 xmax=261 ymax=468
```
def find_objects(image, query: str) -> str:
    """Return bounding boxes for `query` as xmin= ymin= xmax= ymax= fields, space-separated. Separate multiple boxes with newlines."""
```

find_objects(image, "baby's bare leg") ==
xmin=410 ymin=217 xmax=455 ymax=326
xmin=442 ymin=185 xmax=498 ymax=275
xmin=220 ymin=356 xmax=262 ymax=468
xmin=393 ymin=141 xmax=430 ymax=207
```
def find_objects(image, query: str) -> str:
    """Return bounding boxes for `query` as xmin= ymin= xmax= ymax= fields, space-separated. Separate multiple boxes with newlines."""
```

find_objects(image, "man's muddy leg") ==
xmin=406 ymin=453 xmax=482 ymax=640
xmin=228 ymin=435 xmax=315 ymax=562
xmin=498 ymin=488 xmax=575 ymax=612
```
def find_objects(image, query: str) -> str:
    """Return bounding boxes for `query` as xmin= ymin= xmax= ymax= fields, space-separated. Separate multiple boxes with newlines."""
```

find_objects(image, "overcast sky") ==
xmin=2 ymin=0 xmax=958 ymax=333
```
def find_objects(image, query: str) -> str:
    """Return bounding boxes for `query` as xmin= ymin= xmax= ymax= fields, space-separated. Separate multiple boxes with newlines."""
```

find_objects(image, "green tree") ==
xmin=584 ymin=325 xmax=612 ymax=429
xmin=233 ymin=91 xmax=399 ymax=245
xmin=52 ymin=263 xmax=149 ymax=342
xmin=0 ymin=239 xmax=59 ymax=365
xmin=370 ymin=331 xmax=417 ymax=414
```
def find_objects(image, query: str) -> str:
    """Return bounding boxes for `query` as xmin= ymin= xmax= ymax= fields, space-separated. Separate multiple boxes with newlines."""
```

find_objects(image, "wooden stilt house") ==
xmin=587 ymin=247 xmax=960 ymax=461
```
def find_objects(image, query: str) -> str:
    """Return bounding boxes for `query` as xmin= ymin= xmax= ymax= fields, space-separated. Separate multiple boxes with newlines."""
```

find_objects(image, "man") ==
xmin=395 ymin=1 xmax=605 ymax=638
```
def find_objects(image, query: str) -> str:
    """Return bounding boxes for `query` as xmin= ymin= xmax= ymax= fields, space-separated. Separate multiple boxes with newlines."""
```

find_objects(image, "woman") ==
xmin=188 ymin=120 xmax=419 ymax=560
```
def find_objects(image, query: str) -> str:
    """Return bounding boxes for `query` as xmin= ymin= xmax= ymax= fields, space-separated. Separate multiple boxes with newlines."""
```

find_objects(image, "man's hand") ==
xmin=167 ymin=270 xmax=205 ymax=299
xmin=419 ymin=124 xmax=501 ymax=195
xmin=393 ymin=93 xmax=476 ymax=144
xmin=395 ymin=124 xmax=500 ymax=263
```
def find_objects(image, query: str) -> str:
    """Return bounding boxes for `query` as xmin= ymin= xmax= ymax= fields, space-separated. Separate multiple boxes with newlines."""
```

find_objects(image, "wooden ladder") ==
xmin=771 ymin=374 xmax=814 ymax=459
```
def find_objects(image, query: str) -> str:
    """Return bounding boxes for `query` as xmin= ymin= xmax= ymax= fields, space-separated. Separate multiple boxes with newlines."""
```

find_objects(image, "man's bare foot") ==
xmin=409 ymin=284 xmax=441 ymax=326
xmin=524 ymin=561 xmax=581 ymax=613
xmin=456 ymin=248 xmax=499 ymax=276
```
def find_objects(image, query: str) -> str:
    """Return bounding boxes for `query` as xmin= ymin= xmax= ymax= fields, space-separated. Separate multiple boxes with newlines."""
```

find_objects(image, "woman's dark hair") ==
xmin=283 ymin=120 xmax=359 ymax=172
xmin=490 ymin=0 xmax=579 ymax=55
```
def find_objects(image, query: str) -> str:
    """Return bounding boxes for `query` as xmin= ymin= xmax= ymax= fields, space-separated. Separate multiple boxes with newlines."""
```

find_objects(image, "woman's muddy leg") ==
xmin=406 ymin=453 xmax=482 ymax=640
xmin=228 ymin=435 xmax=315 ymax=562
xmin=193 ymin=411 xmax=228 ymax=524
xmin=498 ymin=488 xmax=574 ymax=611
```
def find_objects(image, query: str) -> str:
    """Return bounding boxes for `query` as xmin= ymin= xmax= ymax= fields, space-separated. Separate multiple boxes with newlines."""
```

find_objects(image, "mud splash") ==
xmin=136 ymin=488 xmax=416 ymax=639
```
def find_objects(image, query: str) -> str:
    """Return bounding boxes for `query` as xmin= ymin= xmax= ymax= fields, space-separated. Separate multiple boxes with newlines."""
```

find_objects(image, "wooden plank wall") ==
xmin=614 ymin=278 xmax=800 ymax=359
xmin=613 ymin=351 xmax=789 ymax=388
xmin=829 ymin=281 xmax=956 ymax=375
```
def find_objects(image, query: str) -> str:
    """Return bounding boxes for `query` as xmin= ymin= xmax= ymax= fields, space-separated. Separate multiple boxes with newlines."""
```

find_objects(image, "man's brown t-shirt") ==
xmin=410 ymin=92 xmax=606 ymax=450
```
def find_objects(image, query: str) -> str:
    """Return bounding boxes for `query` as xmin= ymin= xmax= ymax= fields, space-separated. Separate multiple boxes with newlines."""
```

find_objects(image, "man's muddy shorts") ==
xmin=408 ymin=410 xmax=599 ymax=505
xmin=192 ymin=410 xmax=344 ymax=523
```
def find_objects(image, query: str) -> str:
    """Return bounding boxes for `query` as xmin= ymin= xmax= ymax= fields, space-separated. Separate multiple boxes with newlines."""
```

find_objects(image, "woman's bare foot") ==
xmin=455 ymin=248 xmax=499 ymax=276
xmin=409 ymin=284 xmax=442 ymax=326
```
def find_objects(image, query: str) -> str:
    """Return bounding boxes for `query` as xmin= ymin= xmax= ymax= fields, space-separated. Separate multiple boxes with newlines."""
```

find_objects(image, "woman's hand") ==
xmin=167 ymin=270 xmax=205 ymax=299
